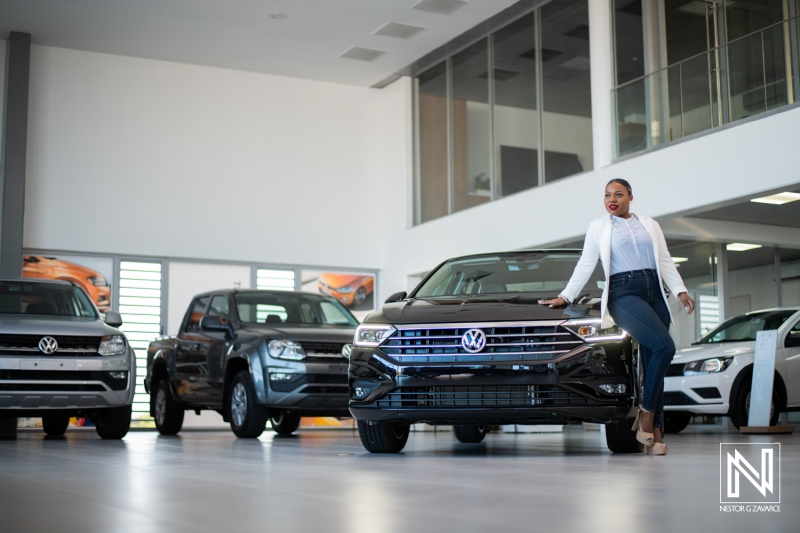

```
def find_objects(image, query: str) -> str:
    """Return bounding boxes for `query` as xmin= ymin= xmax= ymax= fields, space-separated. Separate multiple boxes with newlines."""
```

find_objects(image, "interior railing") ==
xmin=613 ymin=14 xmax=800 ymax=158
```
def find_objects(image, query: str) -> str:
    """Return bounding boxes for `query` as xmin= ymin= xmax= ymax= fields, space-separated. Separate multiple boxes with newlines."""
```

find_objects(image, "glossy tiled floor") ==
xmin=0 ymin=425 xmax=796 ymax=533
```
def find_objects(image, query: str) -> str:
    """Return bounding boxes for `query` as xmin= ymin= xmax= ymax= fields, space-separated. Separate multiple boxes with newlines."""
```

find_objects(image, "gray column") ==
xmin=776 ymin=247 xmax=783 ymax=307
xmin=0 ymin=32 xmax=32 ymax=278
xmin=716 ymin=242 xmax=729 ymax=321
xmin=588 ymin=0 xmax=615 ymax=168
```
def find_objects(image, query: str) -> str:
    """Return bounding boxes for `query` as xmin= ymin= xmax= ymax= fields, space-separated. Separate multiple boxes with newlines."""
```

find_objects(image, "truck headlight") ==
xmin=268 ymin=339 xmax=306 ymax=360
xmin=98 ymin=335 xmax=126 ymax=356
xmin=337 ymin=286 xmax=355 ymax=293
xmin=354 ymin=324 xmax=396 ymax=347
xmin=87 ymin=276 xmax=108 ymax=287
xmin=684 ymin=356 xmax=733 ymax=375
xmin=563 ymin=319 xmax=627 ymax=342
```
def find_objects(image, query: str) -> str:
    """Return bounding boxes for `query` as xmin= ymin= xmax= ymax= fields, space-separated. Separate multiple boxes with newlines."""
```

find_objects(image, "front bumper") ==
xmin=349 ymin=341 xmax=635 ymax=425
xmin=264 ymin=359 xmax=350 ymax=416
xmin=663 ymin=372 xmax=733 ymax=415
xmin=0 ymin=349 xmax=135 ymax=414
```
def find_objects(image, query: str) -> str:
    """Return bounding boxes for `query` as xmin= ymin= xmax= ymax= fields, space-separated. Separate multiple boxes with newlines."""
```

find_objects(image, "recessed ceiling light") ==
xmin=671 ymin=257 xmax=689 ymax=263
xmin=726 ymin=243 xmax=762 ymax=252
xmin=339 ymin=47 xmax=385 ymax=62
xmin=373 ymin=22 xmax=425 ymax=39
xmin=271 ymin=13 xmax=288 ymax=20
xmin=750 ymin=192 xmax=800 ymax=205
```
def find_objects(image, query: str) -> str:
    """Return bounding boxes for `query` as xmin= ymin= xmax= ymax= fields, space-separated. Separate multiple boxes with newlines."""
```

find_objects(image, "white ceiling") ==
xmin=0 ymin=0 xmax=520 ymax=87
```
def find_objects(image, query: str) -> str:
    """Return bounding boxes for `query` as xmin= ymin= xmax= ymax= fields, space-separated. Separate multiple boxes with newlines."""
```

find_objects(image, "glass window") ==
xmin=412 ymin=252 xmax=604 ymax=298
xmin=614 ymin=0 xmax=645 ymax=85
xmin=780 ymin=248 xmax=800 ymax=306
xmin=696 ymin=310 xmax=795 ymax=344
xmin=207 ymin=295 xmax=229 ymax=318
xmin=451 ymin=39 xmax=491 ymax=212
xmin=540 ymin=0 xmax=593 ymax=182
xmin=235 ymin=292 xmax=358 ymax=326
xmin=492 ymin=14 xmax=540 ymax=197
xmin=0 ymin=281 xmax=97 ymax=317
xmin=417 ymin=61 xmax=449 ymax=223
xmin=184 ymin=296 xmax=209 ymax=333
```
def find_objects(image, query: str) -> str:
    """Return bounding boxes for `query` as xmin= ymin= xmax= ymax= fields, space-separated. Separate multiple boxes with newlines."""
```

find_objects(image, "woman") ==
xmin=540 ymin=179 xmax=694 ymax=455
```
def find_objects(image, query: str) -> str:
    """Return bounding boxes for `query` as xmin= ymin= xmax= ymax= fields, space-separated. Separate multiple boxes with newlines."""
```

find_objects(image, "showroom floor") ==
xmin=0 ymin=425 xmax=796 ymax=533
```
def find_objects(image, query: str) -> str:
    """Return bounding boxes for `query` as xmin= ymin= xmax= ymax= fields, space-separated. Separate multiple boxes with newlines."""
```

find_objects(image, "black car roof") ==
xmin=0 ymin=278 xmax=75 ymax=286
xmin=443 ymin=249 xmax=582 ymax=263
xmin=192 ymin=288 xmax=335 ymax=299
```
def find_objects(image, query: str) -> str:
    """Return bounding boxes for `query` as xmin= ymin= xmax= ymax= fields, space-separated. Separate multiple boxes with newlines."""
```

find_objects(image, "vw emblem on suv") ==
xmin=341 ymin=343 xmax=353 ymax=358
xmin=461 ymin=329 xmax=486 ymax=353
xmin=38 ymin=336 xmax=59 ymax=354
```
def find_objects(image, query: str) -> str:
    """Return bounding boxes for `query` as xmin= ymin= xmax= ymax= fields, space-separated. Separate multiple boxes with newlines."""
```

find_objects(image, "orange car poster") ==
xmin=23 ymin=255 xmax=113 ymax=311
xmin=302 ymin=270 xmax=375 ymax=320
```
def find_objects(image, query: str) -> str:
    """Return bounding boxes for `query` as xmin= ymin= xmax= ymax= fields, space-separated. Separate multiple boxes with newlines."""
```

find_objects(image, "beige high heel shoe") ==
xmin=631 ymin=408 xmax=655 ymax=450
xmin=651 ymin=442 xmax=668 ymax=455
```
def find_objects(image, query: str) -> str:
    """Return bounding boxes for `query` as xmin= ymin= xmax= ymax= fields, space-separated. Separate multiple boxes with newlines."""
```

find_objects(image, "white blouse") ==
xmin=609 ymin=215 xmax=657 ymax=275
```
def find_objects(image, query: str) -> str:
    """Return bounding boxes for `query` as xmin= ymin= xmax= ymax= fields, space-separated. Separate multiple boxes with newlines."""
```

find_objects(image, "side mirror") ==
xmin=786 ymin=334 xmax=800 ymax=348
xmin=385 ymin=291 xmax=407 ymax=304
xmin=104 ymin=311 xmax=123 ymax=328
xmin=201 ymin=315 xmax=235 ymax=339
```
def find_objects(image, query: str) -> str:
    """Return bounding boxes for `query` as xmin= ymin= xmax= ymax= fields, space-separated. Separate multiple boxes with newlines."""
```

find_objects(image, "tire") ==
xmin=42 ymin=415 xmax=70 ymax=436
xmin=94 ymin=405 xmax=132 ymax=440
xmin=228 ymin=370 xmax=269 ymax=438
xmin=605 ymin=417 xmax=644 ymax=453
xmin=357 ymin=420 xmax=409 ymax=453
xmin=664 ymin=411 xmax=692 ymax=434
xmin=153 ymin=380 xmax=184 ymax=436
xmin=730 ymin=378 xmax=780 ymax=429
xmin=270 ymin=413 xmax=301 ymax=436
xmin=453 ymin=425 xmax=487 ymax=443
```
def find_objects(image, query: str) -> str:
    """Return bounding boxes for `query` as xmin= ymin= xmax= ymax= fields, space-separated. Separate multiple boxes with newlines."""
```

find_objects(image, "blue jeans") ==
xmin=607 ymin=269 xmax=676 ymax=428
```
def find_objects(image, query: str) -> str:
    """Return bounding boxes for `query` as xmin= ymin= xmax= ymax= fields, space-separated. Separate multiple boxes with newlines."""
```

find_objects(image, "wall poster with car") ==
xmin=301 ymin=270 xmax=375 ymax=321
xmin=23 ymin=254 xmax=114 ymax=312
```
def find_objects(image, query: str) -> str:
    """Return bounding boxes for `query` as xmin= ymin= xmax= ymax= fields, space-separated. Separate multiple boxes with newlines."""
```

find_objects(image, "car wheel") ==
xmin=453 ymin=425 xmax=487 ymax=443
xmin=42 ymin=415 xmax=70 ymax=437
xmin=228 ymin=370 xmax=269 ymax=438
xmin=94 ymin=405 xmax=132 ymax=440
xmin=357 ymin=420 xmax=409 ymax=453
xmin=153 ymin=380 xmax=184 ymax=436
xmin=270 ymin=413 xmax=301 ymax=436
xmin=354 ymin=286 xmax=367 ymax=305
xmin=605 ymin=417 xmax=644 ymax=453
xmin=663 ymin=411 xmax=692 ymax=434
xmin=730 ymin=379 xmax=780 ymax=429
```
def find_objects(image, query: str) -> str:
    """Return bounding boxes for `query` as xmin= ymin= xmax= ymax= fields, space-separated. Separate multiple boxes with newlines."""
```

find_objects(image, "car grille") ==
xmin=299 ymin=341 xmax=347 ymax=361
xmin=0 ymin=383 xmax=106 ymax=392
xmin=269 ymin=373 xmax=348 ymax=392
xmin=0 ymin=334 xmax=101 ymax=356
xmin=379 ymin=324 xmax=584 ymax=363
xmin=664 ymin=391 xmax=698 ymax=405
xmin=374 ymin=385 xmax=590 ymax=408
xmin=666 ymin=363 xmax=684 ymax=377
xmin=0 ymin=370 xmax=127 ymax=391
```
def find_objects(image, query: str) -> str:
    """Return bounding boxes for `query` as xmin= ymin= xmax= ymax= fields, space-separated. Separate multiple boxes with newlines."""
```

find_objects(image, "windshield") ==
xmin=413 ymin=253 xmax=605 ymax=299
xmin=235 ymin=292 xmax=358 ymax=326
xmin=696 ymin=310 xmax=796 ymax=344
xmin=0 ymin=281 xmax=97 ymax=318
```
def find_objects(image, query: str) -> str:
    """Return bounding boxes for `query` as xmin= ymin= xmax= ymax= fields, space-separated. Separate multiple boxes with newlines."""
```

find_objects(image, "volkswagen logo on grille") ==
xmin=461 ymin=329 xmax=486 ymax=353
xmin=341 ymin=343 xmax=353 ymax=359
xmin=38 ymin=336 xmax=59 ymax=354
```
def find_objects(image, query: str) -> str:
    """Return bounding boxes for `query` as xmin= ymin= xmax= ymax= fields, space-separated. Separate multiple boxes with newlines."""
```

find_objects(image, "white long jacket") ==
xmin=561 ymin=215 xmax=688 ymax=329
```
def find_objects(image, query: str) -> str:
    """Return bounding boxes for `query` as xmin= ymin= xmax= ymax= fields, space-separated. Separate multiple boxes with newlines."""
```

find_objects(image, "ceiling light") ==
xmin=339 ymin=47 xmax=385 ymax=62
xmin=726 ymin=243 xmax=762 ymax=252
xmin=411 ymin=0 xmax=468 ymax=15
xmin=750 ymin=192 xmax=800 ymax=205
xmin=374 ymin=22 xmax=425 ymax=39
xmin=671 ymin=257 xmax=689 ymax=263
xmin=271 ymin=13 xmax=288 ymax=20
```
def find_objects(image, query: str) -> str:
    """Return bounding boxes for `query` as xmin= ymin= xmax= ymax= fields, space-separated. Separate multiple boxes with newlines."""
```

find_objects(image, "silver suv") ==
xmin=0 ymin=279 xmax=134 ymax=439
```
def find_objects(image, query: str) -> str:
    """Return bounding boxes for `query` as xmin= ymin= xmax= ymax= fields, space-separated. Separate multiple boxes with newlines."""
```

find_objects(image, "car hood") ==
xmin=671 ymin=342 xmax=756 ymax=364
xmin=366 ymin=296 xmax=602 ymax=325
xmin=0 ymin=315 xmax=120 ymax=336
xmin=240 ymin=324 xmax=355 ymax=343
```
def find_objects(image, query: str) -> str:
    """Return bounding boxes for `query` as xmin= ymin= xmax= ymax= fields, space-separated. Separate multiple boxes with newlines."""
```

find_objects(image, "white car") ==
xmin=663 ymin=307 xmax=800 ymax=433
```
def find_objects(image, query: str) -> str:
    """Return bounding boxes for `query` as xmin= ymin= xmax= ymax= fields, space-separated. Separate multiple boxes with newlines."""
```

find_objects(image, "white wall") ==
xmin=22 ymin=45 xmax=405 ymax=274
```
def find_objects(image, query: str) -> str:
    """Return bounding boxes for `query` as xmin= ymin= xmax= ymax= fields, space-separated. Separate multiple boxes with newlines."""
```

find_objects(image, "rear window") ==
xmin=0 ymin=281 xmax=97 ymax=318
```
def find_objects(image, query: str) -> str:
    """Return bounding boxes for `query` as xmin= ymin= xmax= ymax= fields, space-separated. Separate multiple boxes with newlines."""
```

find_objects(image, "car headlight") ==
xmin=683 ymin=356 xmax=733 ymax=375
xmin=337 ymin=286 xmax=355 ymax=293
xmin=98 ymin=335 xmax=126 ymax=356
xmin=563 ymin=319 xmax=627 ymax=342
xmin=87 ymin=276 xmax=108 ymax=287
xmin=354 ymin=324 xmax=396 ymax=347
xmin=268 ymin=339 xmax=306 ymax=360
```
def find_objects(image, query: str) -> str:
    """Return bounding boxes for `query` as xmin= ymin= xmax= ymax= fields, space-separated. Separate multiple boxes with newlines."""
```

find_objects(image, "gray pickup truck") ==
xmin=145 ymin=289 xmax=356 ymax=438
xmin=0 ymin=278 xmax=134 ymax=439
